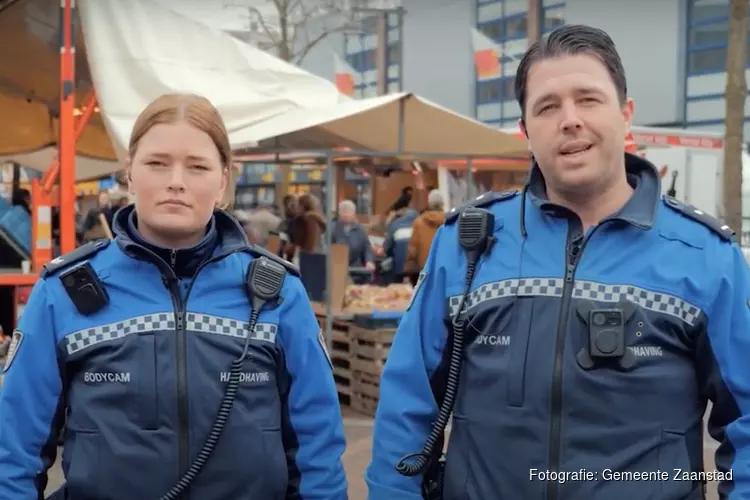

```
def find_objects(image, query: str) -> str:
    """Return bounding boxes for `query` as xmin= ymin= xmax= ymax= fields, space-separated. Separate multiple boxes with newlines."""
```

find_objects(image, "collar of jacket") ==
xmin=524 ymin=152 xmax=660 ymax=230
xmin=112 ymin=204 xmax=248 ymax=277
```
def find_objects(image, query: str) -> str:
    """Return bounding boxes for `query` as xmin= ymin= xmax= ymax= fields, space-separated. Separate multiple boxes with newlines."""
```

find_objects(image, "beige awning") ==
xmin=233 ymin=93 xmax=530 ymax=159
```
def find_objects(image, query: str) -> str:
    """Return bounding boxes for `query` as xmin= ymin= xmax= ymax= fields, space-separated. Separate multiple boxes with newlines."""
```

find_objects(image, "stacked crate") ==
xmin=348 ymin=314 xmax=400 ymax=417
xmin=316 ymin=311 xmax=403 ymax=416
xmin=315 ymin=313 xmax=355 ymax=406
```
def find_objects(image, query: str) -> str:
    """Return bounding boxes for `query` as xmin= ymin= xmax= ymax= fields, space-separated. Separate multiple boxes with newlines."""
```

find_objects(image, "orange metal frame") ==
xmin=0 ymin=0 xmax=91 ymax=288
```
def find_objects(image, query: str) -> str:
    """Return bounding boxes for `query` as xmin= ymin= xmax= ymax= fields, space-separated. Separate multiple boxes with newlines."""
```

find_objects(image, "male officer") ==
xmin=366 ymin=24 xmax=750 ymax=499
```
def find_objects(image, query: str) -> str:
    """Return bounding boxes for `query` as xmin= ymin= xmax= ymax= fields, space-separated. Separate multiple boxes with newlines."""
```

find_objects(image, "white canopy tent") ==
xmin=0 ymin=0 xmax=348 ymax=180
xmin=78 ymin=0 xmax=349 ymax=163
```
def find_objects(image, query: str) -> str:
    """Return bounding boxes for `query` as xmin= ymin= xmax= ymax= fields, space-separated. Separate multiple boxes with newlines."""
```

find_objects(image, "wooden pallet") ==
xmin=316 ymin=314 xmax=355 ymax=402
xmin=350 ymin=391 xmax=379 ymax=417
xmin=350 ymin=325 xmax=395 ymax=378
xmin=353 ymin=369 xmax=381 ymax=400
xmin=316 ymin=314 xmax=398 ymax=417
xmin=349 ymin=326 xmax=396 ymax=417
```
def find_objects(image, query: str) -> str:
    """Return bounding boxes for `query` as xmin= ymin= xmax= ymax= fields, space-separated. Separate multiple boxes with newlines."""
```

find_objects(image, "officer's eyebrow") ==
xmin=530 ymin=85 xmax=607 ymax=112
xmin=144 ymin=152 xmax=212 ymax=162
xmin=573 ymin=85 xmax=607 ymax=99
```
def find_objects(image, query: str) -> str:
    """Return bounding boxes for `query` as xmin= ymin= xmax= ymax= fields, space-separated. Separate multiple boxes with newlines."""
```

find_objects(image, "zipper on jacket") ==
xmin=168 ymin=251 xmax=190 ymax=481
xmin=547 ymin=222 xmax=586 ymax=500
xmin=162 ymin=251 xmax=191 ymax=486
xmin=162 ymin=247 xmax=245 ymax=489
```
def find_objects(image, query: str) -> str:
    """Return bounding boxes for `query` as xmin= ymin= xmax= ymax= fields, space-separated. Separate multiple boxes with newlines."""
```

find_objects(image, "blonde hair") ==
xmin=129 ymin=93 xmax=234 ymax=209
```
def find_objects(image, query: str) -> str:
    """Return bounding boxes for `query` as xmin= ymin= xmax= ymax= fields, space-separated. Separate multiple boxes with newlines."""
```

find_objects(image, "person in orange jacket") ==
xmin=404 ymin=189 xmax=445 ymax=284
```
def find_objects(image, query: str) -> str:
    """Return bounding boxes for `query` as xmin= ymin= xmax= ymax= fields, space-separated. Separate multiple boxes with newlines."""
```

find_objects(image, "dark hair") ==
xmin=515 ymin=25 xmax=627 ymax=120
xmin=298 ymin=193 xmax=320 ymax=213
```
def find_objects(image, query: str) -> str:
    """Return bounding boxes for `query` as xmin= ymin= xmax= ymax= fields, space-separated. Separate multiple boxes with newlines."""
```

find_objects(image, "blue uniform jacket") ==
xmin=366 ymin=154 xmax=750 ymax=499
xmin=0 ymin=206 xmax=348 ymax=500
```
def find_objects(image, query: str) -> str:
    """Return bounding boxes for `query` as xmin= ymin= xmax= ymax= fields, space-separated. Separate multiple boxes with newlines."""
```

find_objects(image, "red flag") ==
xmin=474 ymin=49 xmax=500 ymax=78
xmin=335 ymin=73 xmax=355 ymax=96
xmin=333 ymin=54 xmax=356 ymax=96
xmin=470 ymin=28 xmax=501 ymax=78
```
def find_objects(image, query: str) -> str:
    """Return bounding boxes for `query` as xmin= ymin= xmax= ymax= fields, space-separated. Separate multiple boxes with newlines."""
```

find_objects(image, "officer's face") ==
xmin=127 ymin=121 xmax=227 ymax=247
xmin=521 ymin=54 xmax=634 ymax=196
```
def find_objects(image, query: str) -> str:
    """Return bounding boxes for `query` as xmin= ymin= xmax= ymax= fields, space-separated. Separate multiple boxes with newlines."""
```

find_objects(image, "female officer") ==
xmin=0 ymin=93 xmax=348 ymax=500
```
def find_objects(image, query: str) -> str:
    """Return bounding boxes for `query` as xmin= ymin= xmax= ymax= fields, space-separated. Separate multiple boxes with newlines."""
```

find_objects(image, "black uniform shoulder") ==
xmin=445 ymin=190 xmax=519 ymax=224
xmin=40 ymin=239 xmax=111 ymax=278
xmin=246 ymin=244 xmax=300 ymax=277
xmin=662 ymin=195 xmax=735 ymax=242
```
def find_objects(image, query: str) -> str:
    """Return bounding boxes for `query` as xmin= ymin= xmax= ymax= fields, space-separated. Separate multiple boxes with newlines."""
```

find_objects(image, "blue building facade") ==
xmin=474 ymin=0 xmax=566 ymax=127
xmin=344 ymin=12 xmax=403 ymax=98
xmin=684 ymin=0 xmax=750 ymax=136
xmin=300 ymin=0 xmax=745 ymax=136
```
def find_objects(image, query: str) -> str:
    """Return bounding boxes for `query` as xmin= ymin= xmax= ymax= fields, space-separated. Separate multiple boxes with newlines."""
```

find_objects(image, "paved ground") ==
xmin=44 ymin=410 xmax=721 ymax=500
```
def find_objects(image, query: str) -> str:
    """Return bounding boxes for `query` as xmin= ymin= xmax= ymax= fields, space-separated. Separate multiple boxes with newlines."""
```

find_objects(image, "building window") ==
xmin=543 ymin=7 xmax=565 ymax=32
xmin=502 ymin=76 xmax=516 ymax=102
xmin=346 ymin=53 xmax=360 ymax=72
xmin=360 ymin=15 xmax=378 ymax=35
xmin=387 ymin=42 xmax=400 ymax=65
xmin=689 ymin=19 xmax=729 ymax=46
xmin=688 ymin=46 xmax=727 ymax=74
xmin=363 ymin=50 xmax=375 ymax=71
xmin=477 ymin=81 xmax=501 ymax=104
xmin=689 ymin=0 xmax=729 ymax=25
xmin=480 ymin=20 xmax=504 ymax=41
xmin=388 ymin=12 xmax=401 ymax=29
xmin=505 ymin=14 xmax=528 ymax=40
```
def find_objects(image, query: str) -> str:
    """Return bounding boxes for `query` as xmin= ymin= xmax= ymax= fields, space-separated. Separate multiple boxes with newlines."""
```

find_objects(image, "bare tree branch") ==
xmin=246 ymin=6 xmax=281 ymax=47
xmin=294 ymin=22 xmax=352 ymax=64
xmin=249 ymin=0 xmax=387 ymax=63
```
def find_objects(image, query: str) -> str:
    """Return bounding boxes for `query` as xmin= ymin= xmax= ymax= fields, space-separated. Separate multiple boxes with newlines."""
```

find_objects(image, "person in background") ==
xmin=278 ymin=194 xmax=299 ymax=260
xmin=233 ymin=210 xmax=264 ymax=246
xmin=382 ymin=203 xmax=418 ymax=285
xmin=246 ymin=202 xmax=281 ymax=247
xmin=331 ymin=200 xmax=375 ymax=283
xmin=96 ymin=191 xmax=116 ymax=229
xmin=385 ymin=187 xmax=413 ymax=226
xmin=11 ymin=188 xmax=31 ymax=215
xmin=404 ymin=189 xmax=445 ymax=285
xmin=288 ymin=193 xmax=327 ymax=254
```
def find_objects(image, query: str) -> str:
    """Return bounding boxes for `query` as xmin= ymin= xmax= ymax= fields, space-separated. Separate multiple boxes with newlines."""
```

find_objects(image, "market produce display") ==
xmin=342 ymin=284 xmax=414 ymax=312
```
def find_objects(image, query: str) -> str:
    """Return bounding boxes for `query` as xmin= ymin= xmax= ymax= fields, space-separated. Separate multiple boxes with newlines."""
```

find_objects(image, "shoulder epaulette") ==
xmin=445 ymin=190 xmax=518 ymax=224
xmin=40 ymin=239 xmax=111 ymax=278
xmin=247 ymin=245 xmax=300 ymax=277
xmin=662 ymin=196 xmax=735 ymax=242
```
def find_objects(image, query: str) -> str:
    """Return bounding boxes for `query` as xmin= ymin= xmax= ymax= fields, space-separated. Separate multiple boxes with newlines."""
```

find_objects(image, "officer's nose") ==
xmin=559 ymin=102 xmax=584 ymax=134
xmin=167 ymin=165 xmax=187 ymax=193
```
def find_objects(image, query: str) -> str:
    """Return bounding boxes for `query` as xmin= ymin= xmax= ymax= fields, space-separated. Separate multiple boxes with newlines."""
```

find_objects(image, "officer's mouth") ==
xmin=159 ymin=199 xmax=191 ymax=208
xmin=559 ymin=143 xmax=593 ymax=158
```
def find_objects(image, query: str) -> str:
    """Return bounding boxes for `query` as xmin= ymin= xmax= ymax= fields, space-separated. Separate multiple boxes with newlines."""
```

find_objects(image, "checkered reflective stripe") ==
xmin=448 ymin=278 xmax=564 ymax=316
xmin=448 ymin=277 xmax=702 ymax=326
xmin=573 ymin=280 xmax=701 ymax=327
xmin=63 ymin=312 xmax=277 ymax=356
xmin=185 ymin=313 xmax=278 ymax=342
